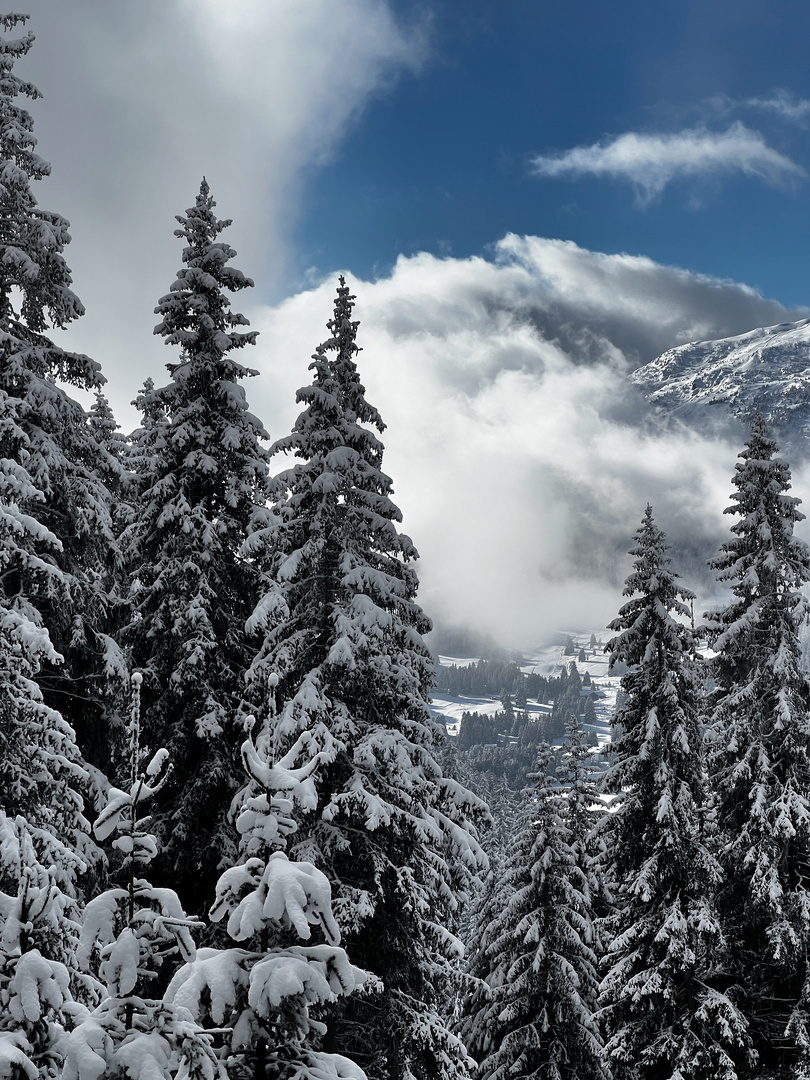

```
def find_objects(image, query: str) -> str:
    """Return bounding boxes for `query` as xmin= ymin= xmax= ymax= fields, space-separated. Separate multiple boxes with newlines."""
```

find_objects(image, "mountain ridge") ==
xmin=632 ymin=316 xmax=810 ymax=447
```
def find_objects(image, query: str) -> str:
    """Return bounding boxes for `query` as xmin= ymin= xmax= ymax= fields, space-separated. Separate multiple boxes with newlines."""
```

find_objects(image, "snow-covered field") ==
xmin=431 ymin=629 xmax=622 ymax=746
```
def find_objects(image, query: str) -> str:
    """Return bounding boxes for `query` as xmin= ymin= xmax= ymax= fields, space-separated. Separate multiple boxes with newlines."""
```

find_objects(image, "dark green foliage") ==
xmin=551 ymin=662 xmax=582 ymax=738
xmin=514 ymin=676 xmax=528 ymax=710
xmin=0 ymin=13 xmax=121 ymax=759
xmin=435 ymin=658 xmax=554 ymax=702
xmin=0 ymin=18 xmax=107 ymax=1073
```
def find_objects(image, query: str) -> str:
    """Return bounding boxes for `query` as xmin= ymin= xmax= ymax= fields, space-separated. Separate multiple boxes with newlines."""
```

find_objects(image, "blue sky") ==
xmin=295 ymin=0 xmax=810 ymax=307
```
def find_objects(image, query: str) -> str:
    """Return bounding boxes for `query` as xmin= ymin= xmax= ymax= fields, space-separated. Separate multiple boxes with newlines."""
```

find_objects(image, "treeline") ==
xmin=436 ymin=657 xmax=550 ymax=698
xmin=460 ymin=656 xmax=600 ymax=734
xmin=453 ymin=661 xmax=599 ymax=790
xmin=435 ymin=645 xmax=601 ymax=700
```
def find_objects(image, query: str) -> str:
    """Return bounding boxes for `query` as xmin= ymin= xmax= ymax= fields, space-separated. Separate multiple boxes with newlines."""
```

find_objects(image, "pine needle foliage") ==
xmin=167 ymin=693 xmax=372 ymax=1080
xmin=0 ymin=12 xmax=120 ymax=759
xmin=65 ymin=675 xmax=224 ymax=1080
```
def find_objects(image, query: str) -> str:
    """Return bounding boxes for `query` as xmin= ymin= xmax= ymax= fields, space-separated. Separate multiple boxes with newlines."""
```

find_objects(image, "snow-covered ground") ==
xmin=432 ymin=693 xmax=552 ymax=738
xmin=431 ymin=629 xmax=622 ymax=746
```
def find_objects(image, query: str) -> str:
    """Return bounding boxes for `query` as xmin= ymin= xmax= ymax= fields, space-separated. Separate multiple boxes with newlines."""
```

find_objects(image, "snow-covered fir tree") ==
xmin=458 ymin=814 xmax=517 ymax=1074
xmin=558 ymin=713 xmax=608 ymax=925
xmin=87 ymin=391 xmax=129 ymax=506
xmin=125 ymin=378 xmax=168 ymax=491
xmin=599 ymin=505 xmax=752 ymax=1080
xmin=0 ymin=738 xmax=98 ymax=1080
xmin=65 ymin=674 xmax=224 ymax=1080
xmin=705 ymin=417 xmax=810 ymax=1077
xmin=245 ymin=279 xmax=487 ymax=1080
xmin=121 ymin=180 xmax=273 ymax=907
xmin=449 ymin=741 xmax=522 ymax=1041
xmin=0 ymin=18 xmax=119 ymax=1075
xmin=463 ymin=744 xmax=607 ymax=1080
xmin=166 ymin=688 xmax=371 ymax=1080
xmin=0 ymin=12 xmax=120 ymax=760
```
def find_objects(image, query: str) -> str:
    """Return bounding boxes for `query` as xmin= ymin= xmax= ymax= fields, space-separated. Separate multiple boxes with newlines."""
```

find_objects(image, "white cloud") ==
xmin=17 ymin=0 xmax=426 ymax=400
xmin=244 ymin=239 xmax=805 ymax=646
xmin=530 ymin=123 xmax=804 ymax=203
xmin=747 ymin=90 xmax=810 ymax=124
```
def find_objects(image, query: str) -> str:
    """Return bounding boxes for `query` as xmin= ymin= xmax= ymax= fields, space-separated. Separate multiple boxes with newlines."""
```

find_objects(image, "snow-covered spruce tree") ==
xmin=0 ymin=403 xmax=104 ymax=1078
xmin=121 ymin=180 xmax=273 ymax=907
xmin=449 ymin=744 xmax=521 ymax=1038
xmin=88 ymin=391 xmax=129 ymax=505
xmin=245 ymin=279 xmax=488 ymax=1080
xmin=0 ymin=14 xmax=122 ymax=757
xmin=458 ymin=811 xmax=517 ymax=1073
xmin=166 ymin=691 xmax=371 ymax=1080
xmin=0 ymin=19 xmax=115 ymax=1064
xmin=64 ymin=674 xmax=224 ymax=1080
xmin=599 ymin=505 xmax=752 ymax=1080
xmin=463 ymin=744 xmax=607 ymax=1080
xmin=705 ymin=417 xmax=810 ymax=1076
xmin=125 ymin=379 xmax=168 ymax=494
xmin=558 ymin=713 xmax=608 ymax=923
xmin=0 ymin=747 xmax=99 ymax=1080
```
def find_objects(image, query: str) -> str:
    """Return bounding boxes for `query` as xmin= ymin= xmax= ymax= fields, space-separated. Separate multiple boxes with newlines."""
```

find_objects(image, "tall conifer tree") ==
xmin=706 ymin=417 xmax=810 ymax=1076
xmin=463 ymin=744 xmax=607 ymax=1080
xmin=121 ymin=180 xmax=273 ymax=907
xmin=0 ymin=17 xmax=115 ymax=1073
xmin=246 ymin=280 xmax=487 ymax=1080
xmin=0 ymin=12 xmax=119 ymax=756
xmin=599 ymin=506 xmax=751 ymax=1080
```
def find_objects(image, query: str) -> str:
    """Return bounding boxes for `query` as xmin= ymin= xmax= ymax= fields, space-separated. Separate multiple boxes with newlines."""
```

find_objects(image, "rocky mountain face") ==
xmin=632 ymin=317 xmax=810 ymax=449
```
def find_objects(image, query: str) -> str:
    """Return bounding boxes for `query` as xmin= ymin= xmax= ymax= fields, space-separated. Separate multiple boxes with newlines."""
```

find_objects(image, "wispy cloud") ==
xmin=747 ymin=89 xmax=810 ymax=124
xmin=530 ymin=123 xmax=804 ymax=203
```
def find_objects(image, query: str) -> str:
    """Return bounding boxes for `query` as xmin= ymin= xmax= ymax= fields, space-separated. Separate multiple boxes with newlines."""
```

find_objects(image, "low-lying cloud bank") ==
xmin=245 ymin=237 xmax=807 ymax=646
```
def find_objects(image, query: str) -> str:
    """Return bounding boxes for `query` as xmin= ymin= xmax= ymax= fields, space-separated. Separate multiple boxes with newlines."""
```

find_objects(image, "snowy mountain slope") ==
xmin=631 ymin=317 xmax=810 ymax=444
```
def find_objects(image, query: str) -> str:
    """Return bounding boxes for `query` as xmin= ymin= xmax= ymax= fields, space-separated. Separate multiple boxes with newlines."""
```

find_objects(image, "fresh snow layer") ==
xmin=432 ymin=630 xmax=620 ymax=746
xmin=632 ymin=317 xmax=810 ymax=445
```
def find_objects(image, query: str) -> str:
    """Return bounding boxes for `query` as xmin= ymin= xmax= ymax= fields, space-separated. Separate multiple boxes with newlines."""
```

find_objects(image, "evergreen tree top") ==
xmin=706 ymin=415 xmax=810 ymax=661
xmin=608 ymin=504 xmax=694 ymax=665
xmin=727 ymin=413 xmax=801 ymax=522
xmin=604 ymin=505 xmax=704 ymax=878
xmin=154 ymin=177 xmax=257 ymax=375
xmin=271 ymin=277 xmax=402 ymax=539
xmin=711 ymin=414 xmax=806 ymax=590
xmin=320 ymin=276 xmax=384 ymax=432
xmin=0 ymin=13 xmax=84 ymax=334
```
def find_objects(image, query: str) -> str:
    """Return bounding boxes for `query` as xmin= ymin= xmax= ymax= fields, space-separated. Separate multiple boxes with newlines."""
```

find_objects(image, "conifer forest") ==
xmin=6 ymin=13 xmax=810 ymax=1080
